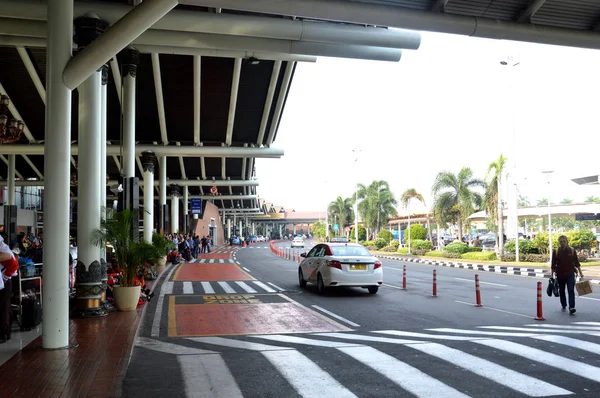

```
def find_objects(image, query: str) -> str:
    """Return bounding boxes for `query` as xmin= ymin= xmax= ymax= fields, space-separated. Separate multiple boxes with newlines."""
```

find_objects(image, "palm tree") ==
xmin=400 ymin=188 xmax=425 ymax=254
xmin=327 ymin=196 xmax=354 ymax=236
xmin=586 ymin=195 xmax=600 ymax=203
xmin=518 ymin=195 xmax=530 ymax=207
xmin=356 ymin=180 xmax=398 ymax=235
xmin=560 ymin=198 xmax=573 ymax=204
xmin=432 ymin=167 xmax=485 ymax=240
xmin=537 ymin=198 xmax=549 ymax=206
xmin=483 ymin=154 xmax=507 ymax=255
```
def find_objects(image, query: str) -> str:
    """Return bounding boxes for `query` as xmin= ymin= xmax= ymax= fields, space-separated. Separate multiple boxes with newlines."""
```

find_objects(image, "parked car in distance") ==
xmin=298 ymin=243 xmax=382 ymax=294
xmin=291 ymin=236 xmax=305 ymax=248
xmin=257 ymin=235 xmax=266 ymax=242
xmin=230 ymin=236 xmax=241 ymax=245
xmin=330 ymin=237 xmax=349 ymax=243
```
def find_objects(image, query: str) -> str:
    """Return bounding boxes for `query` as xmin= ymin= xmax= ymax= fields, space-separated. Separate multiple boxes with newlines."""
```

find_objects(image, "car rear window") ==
xmin=330 ymin=246 xmax=371 ymax=256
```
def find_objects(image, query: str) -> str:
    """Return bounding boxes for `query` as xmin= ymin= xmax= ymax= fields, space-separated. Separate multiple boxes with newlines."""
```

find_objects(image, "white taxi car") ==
xmin=298 ymin=243 xmax=382 ymax=294
xmin=290 ymin=236 xmax=305 ymax=248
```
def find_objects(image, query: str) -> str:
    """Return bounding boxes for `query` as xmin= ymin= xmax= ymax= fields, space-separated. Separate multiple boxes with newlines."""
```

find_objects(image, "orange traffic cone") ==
xmin=243 ymin=240 xmax=246 ymax=247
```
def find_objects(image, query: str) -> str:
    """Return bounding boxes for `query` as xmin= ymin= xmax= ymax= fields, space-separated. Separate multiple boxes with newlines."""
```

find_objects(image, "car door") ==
xmin=303 ymin=245 xmax=321 ymax=282
xmin=308 ymin=245 xmax=326 ymax=281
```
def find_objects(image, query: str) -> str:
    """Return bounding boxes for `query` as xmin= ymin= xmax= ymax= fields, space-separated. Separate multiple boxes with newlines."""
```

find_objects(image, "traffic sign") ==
xmin=334 ymin=223 xmax=339 ymax=231
xmin=191 ymin=198 xmax=202 ymax=215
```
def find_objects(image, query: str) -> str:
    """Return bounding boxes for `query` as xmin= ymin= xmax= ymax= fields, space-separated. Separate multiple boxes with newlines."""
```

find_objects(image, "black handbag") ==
xmin=546 ymin=278 xmax=554 ymax=297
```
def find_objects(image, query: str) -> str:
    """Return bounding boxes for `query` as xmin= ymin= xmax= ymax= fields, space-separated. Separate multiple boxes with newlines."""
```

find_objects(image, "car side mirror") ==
xmin=300 ymin=253 xmax=307 ymax=258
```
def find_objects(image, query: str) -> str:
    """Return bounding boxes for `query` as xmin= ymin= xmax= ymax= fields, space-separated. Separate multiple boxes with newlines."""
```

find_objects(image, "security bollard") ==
xmin=535 ymin=281 xmax=545 ymax=321
xmin=402 ymin=265 xmax=407 ymax=290
xmin=474 ymin=274 xmax=483 ymax=307
xmin=432 ymin=269 xmax=438 ymax=297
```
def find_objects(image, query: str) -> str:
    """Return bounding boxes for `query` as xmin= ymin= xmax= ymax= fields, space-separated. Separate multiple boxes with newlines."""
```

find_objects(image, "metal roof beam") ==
xmin=110 ymin=57 xmax=122 ymax=104
xmin=101 ymin=194 xmax=257 ymax=200
xmin=257 ymin=60 xmax=281 ymax=146
xmin=17 ymin=47 xmax=45 ymax=105
xmin=0 ymin=155 xmax=23 ymax=179
xmin=225 ymin=58 xmax=241 ymax=146
xmin=432 ymin=0 xmax=449 ymax=13
xmin=200 ymin=157 xmax=207 ymax=179
xmin=266 ymin=61 xmax=294 ymax=146
xmin=518 ymin=0 xmax=547 ymax=23
xmin=151 ymin=53 xmax=169 ymax=145
xmin=0 ymin=82 xmax=36 ymax=143
xmin=62 ymin=0 xmax=178 ymax=90
xmin=193 ymin=55 xmax=201 ymax=146
xmin=221 ymin=157 xmax=226 ymax=179
xmin=0 ymin=144 xmax=284 ymax=158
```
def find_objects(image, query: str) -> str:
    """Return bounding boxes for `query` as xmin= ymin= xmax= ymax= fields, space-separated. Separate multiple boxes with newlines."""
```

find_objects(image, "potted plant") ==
xmin=91 ymin=208 xmax=160 ymax=311
xmin=152 ymin=233 xmax=174 ymax=274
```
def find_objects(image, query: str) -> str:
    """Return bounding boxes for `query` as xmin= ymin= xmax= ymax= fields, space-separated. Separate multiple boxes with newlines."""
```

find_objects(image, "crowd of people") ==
xmin=165 ymin=233 xmax=213 ymax=261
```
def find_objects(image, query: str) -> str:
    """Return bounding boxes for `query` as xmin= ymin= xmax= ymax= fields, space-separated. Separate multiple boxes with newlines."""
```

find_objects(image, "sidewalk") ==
xmin=375 ymin=252 xmax=600 ymax=285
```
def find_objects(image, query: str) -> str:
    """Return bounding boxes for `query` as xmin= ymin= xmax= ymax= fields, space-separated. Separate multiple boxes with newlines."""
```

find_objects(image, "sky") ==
xmin=255 ymin=31 xmax=600 ymax=215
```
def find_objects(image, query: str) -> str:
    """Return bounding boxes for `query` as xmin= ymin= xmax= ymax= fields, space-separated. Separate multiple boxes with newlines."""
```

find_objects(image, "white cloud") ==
xmin=256 ymin=31 xmax=600 ymax=213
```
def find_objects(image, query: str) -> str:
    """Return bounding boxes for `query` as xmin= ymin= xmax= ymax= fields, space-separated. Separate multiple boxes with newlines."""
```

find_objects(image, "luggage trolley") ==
xmin=14 ymin=263 xmax=43 ymax=331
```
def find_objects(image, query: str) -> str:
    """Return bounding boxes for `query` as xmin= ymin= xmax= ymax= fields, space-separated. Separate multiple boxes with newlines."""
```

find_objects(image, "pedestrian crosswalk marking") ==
xmin=530 ymin=335 xmax=600 ymax=355
xmin=188 ymin=259 xmax=197 ymax=263
xmin=235 ymin=281 xmax=257 ymax=294
xmin=479 ymin=326 xmax=600 ymax=335
xmin=253 ymin=334 xmax=361 ymax=348
xmin=573 ymin=322 xmax=600 ymax=326
xmin=339 ymin=346 xmax=470 ymax=398
xmin=217 ymin=281 xmax=236 ymax=294
xmin=409 ymin=342 xmax=572 ymax=397
xmin=262 ymin=349 xmax=358 ymax=398
xmin=427 ymin=328 xmax=537 ymax=337
xmin=252 ymin=280 xmax=276 ymax=293
xmin=188 ymin=337 xmax=293 ymax=351
xmin=209 ymin=259 xmax=215 ymax=264
xmin=475 ymin=339 xmax=600 ymax=384
xmin=178 ymin=354 xmax=244 ymax=398
xmin=316 ymin=332 xmax=426 ymax=345
xmin=376 ymin=330 xmax=490 ymax=341
xmin=201 ymin=281 xmax=215 ymax=294
xmin=219 ymin=259 xmax=224 ymax=263
xmin=195 ymin=259 xmax=235 ymax=263
xmin=524 ymin=323 xmax=600 ymax=331
xmin=183 ymin=281 xmax=193 ymax=294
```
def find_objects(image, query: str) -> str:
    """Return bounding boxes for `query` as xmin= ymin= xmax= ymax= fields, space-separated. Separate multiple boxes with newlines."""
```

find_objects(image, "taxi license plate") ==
xmin=350 ymin=264 xmax=367 ymax=270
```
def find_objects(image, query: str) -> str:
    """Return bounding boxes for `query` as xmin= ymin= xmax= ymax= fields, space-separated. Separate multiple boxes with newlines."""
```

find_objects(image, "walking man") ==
xmin=551 ymin=235 xmax=584 ymax=314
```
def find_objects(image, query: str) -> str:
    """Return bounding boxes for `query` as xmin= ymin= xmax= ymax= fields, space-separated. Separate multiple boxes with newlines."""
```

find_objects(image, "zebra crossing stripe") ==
xmin=530 ymin=335 xmax=600 ymax=355
xmin=177 ymin=354 xmax=243 ymax=398
xmin=479 ymin=326 xmax=600 ymax=335
xmin=210 ymin=259 xmax=215 ymax=263
xmin=189 ymin=259 xmax=197 ymax=263
xmin=316 ymin=332 xmax=425 ymax=345
xmin=523 ymin=323 xmax=600 ymax=331
xmin=262 ymin=350 xmax=358 ymax=398
xmin=408 ymin=342 xmax=571 ymax=397
xmin=574 ymin=322 xmax=600 ymax=326
xmin=475 ymin=339 xmax=600 ymax=384
xmin=183 ymin=281 xmax=194 ymax=294
xmin=253 ymin=281 xmax=276 ymax=293
xmin=235 ymin=281 xmax=257 ymax=294
xmin=376 ymin=330 xmax=489 ymax=341
xmin=338 ymin=346 xmax=469 ymax=398
xmin=188 ymin=337 xmax=293 ymax=351
xmin=219 ymin=259 xmax=224 ymax=263
xmin=217 ymin=281 xmax=236 ymax=294
xmin=252 ymin=334 xmax=361 ymax=348
xmin=201 ymin=281 xmax=215 ymax=294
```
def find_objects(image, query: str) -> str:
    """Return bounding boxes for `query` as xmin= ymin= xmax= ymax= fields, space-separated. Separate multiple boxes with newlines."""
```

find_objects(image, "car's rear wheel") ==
xmin=368 ymin=286 xmax=379 ymax=294
xmin=298 ymin=268 xmax=306 ymax=288
xmin=317 ymin=274 xmax=326 ymax=295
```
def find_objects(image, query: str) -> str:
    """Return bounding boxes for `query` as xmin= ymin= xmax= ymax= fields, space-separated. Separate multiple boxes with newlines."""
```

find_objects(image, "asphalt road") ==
xmin=124 ymin=240 xmax=600 ymax=398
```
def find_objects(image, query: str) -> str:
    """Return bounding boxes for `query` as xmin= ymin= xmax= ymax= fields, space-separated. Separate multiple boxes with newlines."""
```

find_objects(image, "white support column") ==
xmin=252 ymin=222 xmax=255 ymax=235
xmin=7 ymin=155 xmax=15 ymax=205
xmin=227 ymin=219 xmax=231 ymax=240
xmin=170 ymin=185 xmax=181 ymax=233
xmin=43 ymin=0 xmax=73 ymax=350
xmin=293 ymin=224 xmax=296 ymax=235
xmin=159 ymin=155 xmax=167 ymax=233
xmin=183 ymin=188 xmax=189 ymax=234
xmin=100 ymin=65 xmax=108 ymax=260
xmin=121 ymin=50 xmax=138 ymax=179
xmin=239 ymin=220 xmax=243 ymax=237
xmin=141 ymin=151 xmax=156 ymax=243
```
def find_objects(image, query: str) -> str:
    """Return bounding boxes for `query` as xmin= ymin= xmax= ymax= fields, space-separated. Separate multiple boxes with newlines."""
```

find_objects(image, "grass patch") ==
xmin=425 ymin=251 xmax=444 ymax=257
xmin=461 ymin=252 xmax=497 ymax=261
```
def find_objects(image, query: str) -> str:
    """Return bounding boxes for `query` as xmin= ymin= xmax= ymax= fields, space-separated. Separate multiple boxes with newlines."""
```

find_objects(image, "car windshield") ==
xmin=294 ymin=237 xmax=303 ymax=241
xmin=330 ymin=245 xmax=371 ymax=256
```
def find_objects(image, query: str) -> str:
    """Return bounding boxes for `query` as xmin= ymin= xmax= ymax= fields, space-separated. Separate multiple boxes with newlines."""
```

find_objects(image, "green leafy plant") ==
xmin=405 ymin=224 xmax=427 ymax=243
xmin=504 ymin=239 xmax=535 ymax=255
xmin=465 ymin=246 xmax=483 ymax=253
xmin=442 ymin=251 xmax=462 ymax=259
xmin=461 ymin=252 xmax=497 ymax=261
xmin=390 ymin=240 xmax=399 ymax=249
xmin=411 ymin=239 xmax=433 ymax=251
xmin=350 ymin=225 xmax=367 ymax=242
xmin=413 ymin=249 xmax=428 ymax=255
xmin=374 ymin=238 xmax=387 ymax=249
xmin=443 ymin=242 xmax=469 ymax=254
xmin=378 ymin=229 xmax=394 ymax=243
xmin=397 ymin=247 xmax=409 ymax=255
xmin=312 ymin=221 xmax=326 ymax=239
xmin=152 ymin=233 xmax=175 ymax=257
xmin=425 ymin=251 xmax=444 ymax=257
xmin=380 ymin=245 xmax=397 ymax=252
xmin=565 ymin=230 xmax=595 ymax=250
xmin=91 ymin=208 xmax=161 ymax=287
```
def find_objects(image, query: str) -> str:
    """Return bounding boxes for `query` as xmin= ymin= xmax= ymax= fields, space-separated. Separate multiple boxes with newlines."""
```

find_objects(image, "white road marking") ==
xmin=262 ymin=349 xmax=358 ymax=398
xmin=189 ymin=259 xmax=197 ymax=264
xmin=479 ymin=326 xmax=600 ymax=335
xmin=454 ymin=277 xmax=507 ymax=287
xmin=201 ymin=281 xmax=215 ymax=294
xmin=252 ymin=334 xmax=361 ymax=348
xmin=454 ymin=300 xmax=532 ymax=318
xmin=178 ymin=354 xmax=244 ymax=398
xmin=183 ymin=281 xmax=194 ymax=294
xmin=409 ymin=342 xmax=571 ymax=397
xmin=375 ymin=330 xmax=491 ymax=341
xmin=428 ymin=328 xmax=537 ymax=337
xmin=253 ymin=280 xmax=276 ymax=293
xmin=311 ymin=305 xmax=360 ymax=327
xmin=187 ymin=337 xmax=293 ymax=351
xmin=209 ymin=259 xmax=215 ymax=263
xmin=475 ymin=339 xmax=600 ymax=384
xmin=574 ymin=322 xmax=600 ymax=325
xmin=267 ymin=282 xmax=285 ymax=291
xmin=383 ymin=283 xmax=406 ymax=290
xmin=531 ymin=335 xmax=600 ymax=355
xmin=580 ymin=296 xmax=600 ymax=301
xmin=338 ymin=346 xmax=469 ymax=398
xmin=235 ymin=281 xmax=257 ymax=293
xmin=150 ymin=263 xmax=178 ymax=337
xmin=315 ymin=332 xmax=425 ymax=345
xmin=242 ymin=267 xmax=251 ymax=272
xmin=219 ymin=259 xmax=224 ymax=263
xmin=136 ymin=337 xmax=216 ymax=355
xmin=523 ymin=324 xmax=600 ymax=331
xmin=218 ymin=281 xmax=236 ymax=294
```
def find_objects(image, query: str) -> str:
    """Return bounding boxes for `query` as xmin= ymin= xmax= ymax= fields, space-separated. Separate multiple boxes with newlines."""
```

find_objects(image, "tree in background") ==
xmin=585 ymin=196 xmax=600 ymax=203
xmin=432 ymin=167 xmax=485 ymax=240
xmin=312 ymin=221 xmax=326 ymax=240
xmin=350 ymin=225 xmax=367 ymax=242
xmin=400 ymin=188 xmax=425 ymax=254
xmin=327 ymin=196 xmax=354 ymax=236
xmin=483 ymin=154 xmax=507 ymax=256
xmin=378 ymin=229 xmax=393 ymax=243
xmin=355 ymin=180 xmax=397 ymax=235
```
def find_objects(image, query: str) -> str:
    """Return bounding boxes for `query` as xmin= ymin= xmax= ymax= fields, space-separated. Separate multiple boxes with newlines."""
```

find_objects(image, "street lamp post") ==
xmin=542 ymin=170 xmax=554 ymax=262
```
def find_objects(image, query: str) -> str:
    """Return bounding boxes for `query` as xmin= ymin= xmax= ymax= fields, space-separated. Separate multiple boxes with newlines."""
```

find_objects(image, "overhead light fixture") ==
xmin=244 ymin=57 xmax=260 ymax=66
xmin=0 ymin=95 xmax=25 ymax=144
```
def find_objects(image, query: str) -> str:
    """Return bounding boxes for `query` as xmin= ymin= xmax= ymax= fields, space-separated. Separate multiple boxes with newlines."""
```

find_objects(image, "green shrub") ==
xmin=374 ymin=238 xmax=387 ymax=249
xmin=442 ymin=251 xmax=462 ymax=259
xmin=404 ymin=224 xmax=426 ymax=243
xmin=413 ymin=249 xmax=428 ymax=256
xmin=378 ymin=229 xmax=394 ymax=243
xmin=366 ymin=246 xmax=378 ymax=251
xmin=350 ymin=225 xmax=367 ymax=242
xmin=532 ymin=232 xmax=557 ymax=255
xmin=361 ymin=240 xmax=374 ymax=247
xmin=397 ymin=247 xmax=409 ymax=255
xmin=461 ymin=252 xmax=497 ymax=261
xmin=504 ymin=239 xmax=535 ymax=254
xmin=425 ymin=251 xmax=444 ymax=257
xmin=465 ymin=246 xmax=482 ymax=253
xmin=500 ymin=253 xmax=516 ymax=262
xmin=566 ymin=230 xmax=595 ymax=250
xmin=443 ymin=242 xmax=469 ymax=254
xmin=380 ymin=245 xmax=397 ymax=252
xmin=411 ymin=239 xmax=433 ymax=251
xmin=524 ymin=254 xmax=549 ymax=263
xmin=578 ymin=253 xmax=588 ymax=262
xmin=390 ymin=240 xmax=399 ymax=249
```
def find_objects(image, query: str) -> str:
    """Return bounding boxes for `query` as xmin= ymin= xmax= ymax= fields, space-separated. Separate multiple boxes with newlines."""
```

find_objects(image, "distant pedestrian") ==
xmin=551 ymin=235 xmax=584 ymax=314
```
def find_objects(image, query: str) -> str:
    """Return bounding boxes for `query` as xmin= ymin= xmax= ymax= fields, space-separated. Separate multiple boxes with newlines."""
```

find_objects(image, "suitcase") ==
xmin=21 ymin=296 xmax=42 ymax=331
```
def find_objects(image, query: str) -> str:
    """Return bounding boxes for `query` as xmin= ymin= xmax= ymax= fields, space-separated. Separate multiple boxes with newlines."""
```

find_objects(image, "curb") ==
xmin=376 ymin=255 xmax=600 ymax=286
